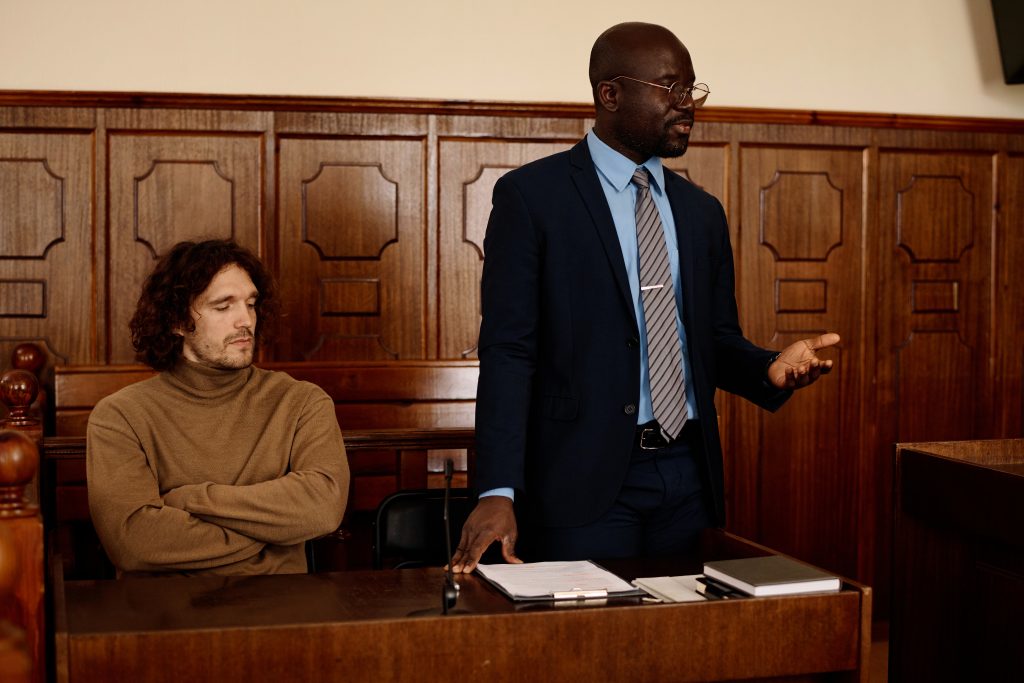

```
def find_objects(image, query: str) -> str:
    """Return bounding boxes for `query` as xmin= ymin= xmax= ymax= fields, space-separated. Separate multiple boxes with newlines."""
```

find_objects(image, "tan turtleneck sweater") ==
xmin=87 ymin=359 xmax=350 ymax=576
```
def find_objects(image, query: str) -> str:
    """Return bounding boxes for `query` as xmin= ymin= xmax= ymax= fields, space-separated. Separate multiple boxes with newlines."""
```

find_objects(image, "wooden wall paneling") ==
xmin=105 ymin=111 xmax=266 ymax=363
xmin=662 ymin=142 xmax=729 ymax=207
xmin=877 ymin=150 xmax=995 ymax=441
xmin=0 ymin=130 xmax=95 ymax=367
xmin=437 ymin=138 xmax=575 ymax=359
xmin=434 ymin=115 xmax=591 ymax=359
xmin=3 ymin=94 xmax=1024 ymax=608
xmin=273 ymin=113 xmax=433 ymax=360
xmin=872 ymin=148 xmax=996 ymax=613
xmin=730 ymin=145 xmax=865 ymax=580
xmin=996 ymin=154 xmax=1024 ymax=438
xmin=275 ymin=134 xmax=428 ymax=361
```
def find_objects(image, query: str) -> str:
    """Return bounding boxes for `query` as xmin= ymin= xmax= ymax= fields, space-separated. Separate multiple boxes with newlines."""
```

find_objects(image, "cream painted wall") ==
xmin=1 ymin=0 xmax=1022 ymax=119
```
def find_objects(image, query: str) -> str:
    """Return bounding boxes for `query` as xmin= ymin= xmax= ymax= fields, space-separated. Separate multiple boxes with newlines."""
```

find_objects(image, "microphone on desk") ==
xmin=442 ymin=457 xmax=460 ymax=615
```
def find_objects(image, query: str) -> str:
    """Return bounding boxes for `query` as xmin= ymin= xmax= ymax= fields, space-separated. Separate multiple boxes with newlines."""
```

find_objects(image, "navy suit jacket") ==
xmin=475 ymin=139 xmax=787 ymax=528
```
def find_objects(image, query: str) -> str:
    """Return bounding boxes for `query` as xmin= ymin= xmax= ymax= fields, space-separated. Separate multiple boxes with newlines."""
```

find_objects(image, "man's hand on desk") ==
xmin=449 ymin=495 xmax=521 ymax=574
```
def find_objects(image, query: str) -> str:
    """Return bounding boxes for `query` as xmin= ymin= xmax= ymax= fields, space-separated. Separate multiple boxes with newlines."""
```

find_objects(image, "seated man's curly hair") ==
xmin=129 ymin=239 xmax=279 ymax=371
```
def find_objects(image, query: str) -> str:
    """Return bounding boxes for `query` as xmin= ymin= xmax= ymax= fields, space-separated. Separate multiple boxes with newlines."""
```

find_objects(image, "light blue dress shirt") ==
xmin=585 ymin=129 xmax=698 ymax=424
xmin=480 ymin=131 xmax=698 ymax=501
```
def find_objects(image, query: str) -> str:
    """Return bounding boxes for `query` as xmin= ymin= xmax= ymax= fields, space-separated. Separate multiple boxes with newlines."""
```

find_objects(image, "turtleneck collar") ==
xmin=165 ymin=358 xmax=254 ymax=399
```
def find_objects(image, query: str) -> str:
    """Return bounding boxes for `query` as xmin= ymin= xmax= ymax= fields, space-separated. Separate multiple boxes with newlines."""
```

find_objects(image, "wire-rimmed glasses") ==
xmin=609 ymin=76 xmax=711 ymax=109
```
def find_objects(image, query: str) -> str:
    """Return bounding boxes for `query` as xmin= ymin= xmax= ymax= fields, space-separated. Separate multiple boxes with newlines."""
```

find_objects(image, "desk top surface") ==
xmin=60 ymin=550 xmax=863 ymax=636
xmin=55 ymin=535 xmax=871 ymax=683
xmin=61 ymin=557 xmax=695 ymax=634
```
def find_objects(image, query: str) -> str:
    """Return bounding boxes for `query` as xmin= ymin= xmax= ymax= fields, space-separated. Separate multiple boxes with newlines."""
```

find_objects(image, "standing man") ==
xmin=451 ymin=22 xmax=838 ymax=571
xmin=88 ymin=239 xmax=349 ymax=576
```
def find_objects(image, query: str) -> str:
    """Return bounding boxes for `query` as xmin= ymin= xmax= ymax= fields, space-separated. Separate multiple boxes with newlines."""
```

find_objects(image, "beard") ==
xmin=619 ymin=116 xmax=692 ymax=160
xmin=184 ymin=332 xmax=255 ymax=370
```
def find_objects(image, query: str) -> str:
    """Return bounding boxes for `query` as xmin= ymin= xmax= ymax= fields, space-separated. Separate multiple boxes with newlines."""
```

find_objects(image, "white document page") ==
xmin=476 ymin=561 xmax=638 ymax=600
xmin=632 ymin=575 xmax=708 ymax=602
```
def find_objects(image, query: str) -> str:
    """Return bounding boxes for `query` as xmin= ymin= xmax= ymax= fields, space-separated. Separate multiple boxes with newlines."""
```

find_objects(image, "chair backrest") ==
xmin=372 ymin=488 xmax=472 ymax=569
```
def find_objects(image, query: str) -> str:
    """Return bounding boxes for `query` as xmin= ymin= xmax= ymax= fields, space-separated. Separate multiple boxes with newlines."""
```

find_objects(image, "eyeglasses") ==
xmin=609 ymin=76 xmax=711 ymax=109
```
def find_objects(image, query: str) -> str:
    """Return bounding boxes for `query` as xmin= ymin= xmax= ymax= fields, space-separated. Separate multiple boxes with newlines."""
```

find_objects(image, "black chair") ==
xmin=372 ymin=488 xmax=472 ymax=569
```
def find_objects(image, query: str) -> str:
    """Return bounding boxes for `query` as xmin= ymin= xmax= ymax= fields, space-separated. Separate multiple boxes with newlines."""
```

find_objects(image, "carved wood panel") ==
xmin=662 ymin=143 xmax=729 ymax=209
xmin=998 ymin=154 xmax=1024 ymax=437
xmin=276 ymin=136 xmax=426 ymax=360
xmin=1 ymin=94 xmax=1023 ymax=610
xmin=870 ymin=149 xmax=995 ymax=614
xmin=106 ymin=132 xmax=264 ymax=363
xmin=877 ymin=151 xmax=994 ymax=442
xmin=437 ymin=140 xmax=574 ymax=359
xmin=730 ymin=145 xmax=865 ymax=578
xmin=0 ymin=132 xmax=94 ymax=365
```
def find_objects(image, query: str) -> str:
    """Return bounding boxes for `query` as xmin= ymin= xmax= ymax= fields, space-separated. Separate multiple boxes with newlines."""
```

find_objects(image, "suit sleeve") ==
xmin=706 ymin=199 xmax=791 ymax=411
xmin=474 ymin=174 xmax=541 ymax=494
xmin=87 ymin=402 xmax=266 ymax=573
xmin=162 ymin=390 xmax=350 ymax=545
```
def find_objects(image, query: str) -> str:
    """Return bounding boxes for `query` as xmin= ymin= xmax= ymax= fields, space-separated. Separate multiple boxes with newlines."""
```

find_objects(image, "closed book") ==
xmin=702 ymin=555 xmax=841 ymax=597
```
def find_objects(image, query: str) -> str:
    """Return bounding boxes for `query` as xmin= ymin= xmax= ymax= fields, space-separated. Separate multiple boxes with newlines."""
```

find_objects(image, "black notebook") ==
xmin=702 ymin=555 xmax=841 ymax=597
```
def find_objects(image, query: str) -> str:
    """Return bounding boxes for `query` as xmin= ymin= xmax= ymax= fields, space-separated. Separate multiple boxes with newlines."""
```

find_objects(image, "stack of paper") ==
xmin=475 ymin=561 xmax=641 ymax=601
xmin=631 ymin=575 xmax=708 ymax=602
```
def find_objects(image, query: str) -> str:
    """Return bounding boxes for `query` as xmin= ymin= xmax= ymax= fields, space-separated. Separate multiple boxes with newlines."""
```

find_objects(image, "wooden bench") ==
xmin=54 ymin=360 xmax=479 ymax=436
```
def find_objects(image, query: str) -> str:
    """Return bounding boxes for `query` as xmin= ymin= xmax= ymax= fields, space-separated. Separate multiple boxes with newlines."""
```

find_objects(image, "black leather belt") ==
xmin=634 ymin=420 xmax=700 ymax=450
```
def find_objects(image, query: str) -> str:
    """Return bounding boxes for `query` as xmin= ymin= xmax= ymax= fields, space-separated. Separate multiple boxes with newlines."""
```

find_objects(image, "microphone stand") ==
xmin=442 ymin=458 xmax=460 ymax=614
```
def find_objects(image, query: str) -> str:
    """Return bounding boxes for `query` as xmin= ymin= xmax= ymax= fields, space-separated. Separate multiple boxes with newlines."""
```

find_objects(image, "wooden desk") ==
xmin=54 ymin=532 xmax=870 ymax=683
xmin=891 ymin=439 xmax=1024 ymax=682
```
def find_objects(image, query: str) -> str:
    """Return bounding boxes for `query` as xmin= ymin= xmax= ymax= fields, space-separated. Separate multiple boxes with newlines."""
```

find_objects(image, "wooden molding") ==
xmin=1 ymin=89 xmax=1023 ymax=132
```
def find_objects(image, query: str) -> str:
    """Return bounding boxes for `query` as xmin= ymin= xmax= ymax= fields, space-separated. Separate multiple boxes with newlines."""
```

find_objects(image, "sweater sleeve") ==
xmin=162 ymin=390 xmax=350 ymax=545
xmin=87 ymin=400 xmax=266 ymax=573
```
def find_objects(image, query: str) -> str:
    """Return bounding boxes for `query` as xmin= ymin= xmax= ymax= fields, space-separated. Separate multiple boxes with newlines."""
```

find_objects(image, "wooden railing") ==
xmin=0 ymin=518 xmax=32 ymax=683
xmin=53 ymin=361 xmax=479 ymax=437
xmin=0 ymin=429 xmax=44 ymax=683
xmin=1 ymin=344 xmax=46 ymax=683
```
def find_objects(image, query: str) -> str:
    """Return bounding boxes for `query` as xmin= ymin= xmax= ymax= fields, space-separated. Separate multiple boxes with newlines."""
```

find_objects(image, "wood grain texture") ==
xmin=730 ymin=145 xmax=863 ymax=581
xmin=0 ymin=131 xmax=94 ymax=366
xmin=0 ymin=429 xmax=44 ymax=683
xmin=437 ymin=138 xmax=575 ymax=358
xmin=871 ymin=150 xmax=995 ymax=612
xmin=996 ymin=155 xmax=1024 ymax=437
xmin=277 ymin=136 xmax=427 ymax=360
xmin=53 ymin=531 xmax=869 ymax=683
xmin=0 ymin=93 xmax=1021 ymax=617
xmin=891 ymin=441 xmax=1024 ymax=682
xmin=106 ymin=129 xmax=264 ymax=363
xmin=52 ymin=361 xmax=478 ymax=434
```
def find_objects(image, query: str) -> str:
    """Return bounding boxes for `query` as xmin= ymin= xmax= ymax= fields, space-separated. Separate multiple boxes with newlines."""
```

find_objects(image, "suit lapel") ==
xmin=665 ymin=173 xmax=697 ymax=330
xmin=569 ymin=140 xmax=636 ymax=323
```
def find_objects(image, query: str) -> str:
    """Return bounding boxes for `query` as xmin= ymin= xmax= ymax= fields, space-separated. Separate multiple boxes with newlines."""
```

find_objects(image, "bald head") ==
xmin=589 ymin=23 xmax=687 ymax=94
xmin=588 ymin=22 xmax=697 ymax=163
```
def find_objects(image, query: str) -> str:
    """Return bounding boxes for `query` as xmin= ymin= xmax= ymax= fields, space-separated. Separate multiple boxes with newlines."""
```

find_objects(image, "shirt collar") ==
xmin=586 ymin=129 xmax=666 ymax=196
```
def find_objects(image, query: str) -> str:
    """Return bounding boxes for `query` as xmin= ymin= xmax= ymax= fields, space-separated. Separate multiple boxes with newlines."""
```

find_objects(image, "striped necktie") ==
xmin=632 ymin=168 xmax=688 ymax=441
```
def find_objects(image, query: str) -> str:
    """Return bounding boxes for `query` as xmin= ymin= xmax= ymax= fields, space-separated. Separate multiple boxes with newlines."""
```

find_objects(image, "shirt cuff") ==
xmin=479 ymin=487 xmax=514 ymax=501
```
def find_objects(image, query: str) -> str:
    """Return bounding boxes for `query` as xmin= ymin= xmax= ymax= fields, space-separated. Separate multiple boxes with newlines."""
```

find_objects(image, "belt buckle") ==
xmin=639 ymin=427 xmax=662 ymax=450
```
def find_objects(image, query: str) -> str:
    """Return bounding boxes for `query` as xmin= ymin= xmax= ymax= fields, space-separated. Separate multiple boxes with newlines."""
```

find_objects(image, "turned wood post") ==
xmin=0 ymin=431 xmax=44 ymax=683
xmin=9 ymin=344 xmax=47 ymax=429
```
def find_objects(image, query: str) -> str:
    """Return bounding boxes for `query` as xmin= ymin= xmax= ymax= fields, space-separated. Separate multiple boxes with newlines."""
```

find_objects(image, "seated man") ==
xmin=88 ymin=239 xmax=349 ymax=576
